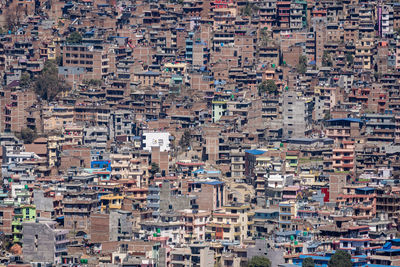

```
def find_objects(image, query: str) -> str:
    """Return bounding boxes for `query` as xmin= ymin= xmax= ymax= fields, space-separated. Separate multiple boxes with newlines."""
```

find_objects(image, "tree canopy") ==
xmin=322 ymin=51 xmax=333 ymax=67
xmin=179 ymin=129 xmax=192 ymax=150
xmin=248 ymin=256 xmax=271 ymax=267
xmin=149 ymin=163 xmax=160 ymax=177
xmin=19 ymin=72 xmax=32 ymax=89
xmin=297 ymin=55 xmax=307 ymax=74
xmin=66 ymin=31 xmax=82 ymax=44
xmin=328 ymin=250 xmax=352 ymax=267
xmin=35 ymin=60 xmax=68 ymax=101
xmin=302 ymin=257 xmax=315 ymax=267
xmin=346 ymin=52 xmax=354 ymax=66
xmin=258 ymin=80 xmax=278 ymax=96
xmin=16 ymin=128 xmax=37 ymax=144
xmin=84 ymin=79 xmax=103 ymax=87
xmin=241 ymin=3 xmax=259 ymax=16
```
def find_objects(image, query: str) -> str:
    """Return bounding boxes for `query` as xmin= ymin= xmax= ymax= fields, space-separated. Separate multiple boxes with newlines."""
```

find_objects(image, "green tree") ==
xmin=84 ymin=79 xmax=103 ymax=87
xmin=66 ymin=31 xmax=82 ymax=44
xmin=35 ymin=60 xmax=68 ymax=101
xmin=328 ymin=250 xmax=352 ymax=267
xmin=323 ymin=110 xmax=331 ymax=121
xmin=302 ymin=257 xmax=315 ymax=267
xmin=297 ymin=55 xmax=307 ymax=74
xmin=19 ymin=72 xmax=32 ymax=89
xmin=395 ymin=28 xmax=400 ymax=37
xmin=346 ymin=52 xmax=354 ymax=66
xmin=374 ymin=72 xmax=382 ymax=81
xmin=248 ymin=256 xmax=271 ymax=267
xmin=258 ymin=80 xmax=278 ymax=96
xmin=241 ymin=3 xmax=259 ymax=16
xmin=260 ymin=27 xmax=270 ymax=46
xmin=149 ymin=163 xmax=160 ymax=177
xmin=322 ymin=51 xmax=333 ymax=67
xmin=56 ymin=55 xmax=63 ymax=67
xmin=16 ymin=128 xmax=37 ymax=144
xmin=179 ymin=129 xmax=192 ymax=150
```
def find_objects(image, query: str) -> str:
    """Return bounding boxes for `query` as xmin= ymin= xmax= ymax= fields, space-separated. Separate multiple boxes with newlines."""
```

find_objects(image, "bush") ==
xmin=248 ymin=256 xmax=271 ymax=267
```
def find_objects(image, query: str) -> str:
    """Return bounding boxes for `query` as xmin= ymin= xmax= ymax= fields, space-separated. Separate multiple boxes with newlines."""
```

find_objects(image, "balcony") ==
xmin=148 ymin=202 xmax=159 ymax=209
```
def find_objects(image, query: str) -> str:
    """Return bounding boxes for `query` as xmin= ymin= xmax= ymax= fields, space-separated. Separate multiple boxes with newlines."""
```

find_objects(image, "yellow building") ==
xmin=206 ymin=204 xmax=253 ymax=243
xmin=43 ymin=105 xmax=74 ymax=132
xmin=40 ymin=41 xmax=57 ymax=60
xmin=164 ymin=62 xmax=187 ymax=75
xmin=355 ymin=38 xmax=373 ymax=70
xmin=47 ymin=135 xmax=64 ymax=167
xmin=100 ymin=193 xmax=124 ymax=212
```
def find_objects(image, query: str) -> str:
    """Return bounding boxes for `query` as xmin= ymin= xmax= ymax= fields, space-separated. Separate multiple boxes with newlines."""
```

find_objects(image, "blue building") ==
xmin=91 ymin=160 xmax=111 ymax=171
xmin=293 ymin=252 xmax=368 ymax=267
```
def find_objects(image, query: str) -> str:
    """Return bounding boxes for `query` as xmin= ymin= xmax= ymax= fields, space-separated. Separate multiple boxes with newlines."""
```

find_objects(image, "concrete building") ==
xmin=22 ymin=220 xmax=69 ymax=265
xmin=109 ymin=110 xmax=137 ymax=142
xmin=0 ymin=89 xmax=36 ymax=133
xmin=170 ymin=244 xmax=214 ymax=267
xmin=143 ymin=132 xmax=171 ymax=152
xmin=282 ymin=91 xmax=313 ymax=138
xmin=61 ymin=43 xmax=111 ymax=80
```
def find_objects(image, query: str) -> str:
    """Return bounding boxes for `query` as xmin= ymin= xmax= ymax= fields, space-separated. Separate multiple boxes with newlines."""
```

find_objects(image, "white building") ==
xmin=266 ymin=174 xmax=293 ymax=189
xmin=178 ymin=209 xmax=211 ymax=242
xmin=143 ymin=132 xmax=171 ymax=152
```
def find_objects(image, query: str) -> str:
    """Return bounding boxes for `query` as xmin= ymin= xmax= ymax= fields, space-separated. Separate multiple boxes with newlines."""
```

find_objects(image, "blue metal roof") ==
xmin=367 ymin=265 xmax=400 ymax=267
xmin=356 ymin=187 xmax=375 ymax=191
xmin=202 ymin=181 xmax=224 ymax=185
xmin=245 ymin=149 xmax=265 ymax=155
xmin=327 ymin=118 xmax=362 ymax=123
xmin=299 ymin=255 xmax=330 ymax=261
xmin=376 ymin=248 xmax=400 ymax=253
xmin=383 ymin=242 xmax=392 ymax=249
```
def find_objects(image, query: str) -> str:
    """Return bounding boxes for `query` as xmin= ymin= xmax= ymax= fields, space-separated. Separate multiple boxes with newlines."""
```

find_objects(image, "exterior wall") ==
xmin=62 ymin=44 xmax=110 ymax=80
xmin=151 ymin=146 xmax=169 ymax=175
xmin=143 ymin=132 xmax=171 ymax=152
xmin=59 ymin=146 xmax=91 ymax=171
xmin=0 ymin=89 xmax=36 ymax=132
xmin=90 ymin=213 xmax=110 ymax=243
xmin=282 ymin=92 xmax=312 ymax=138
xmin=329 ymin=173 xmax=347 ymax=202
xmin=0 ymin=206 xmax=13 ymax=235
xmin=22 ymin=223 xmax=55 ymax=264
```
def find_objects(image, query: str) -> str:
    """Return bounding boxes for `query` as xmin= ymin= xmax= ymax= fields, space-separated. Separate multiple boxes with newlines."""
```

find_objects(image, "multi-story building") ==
xmin=325 ymin=118 xmax=362 ymax=143
xmin=12 ymin=205 xmax=36 ymax=244
xmin=62 ymin=185 xmax=97 ymax=231
xmin=282 ymin=91 xmax=313 ymax=138
xmin=206 ymin=204 xmax=252 ymax=243
xmin=43 ymin=105 xmax=74 ymax=133
xmin=22 ymin=220 xmax=69 ymax=265
xmin=179 ymin=209 xmax=210 ymax=242
xmin=170 ymin=244 xmax=214 ymax=267
xmin=0 ymin=89 xmax=36 ymax=133
xmin=230 ymin=149 xmax=245 ymax=182
xmin=331 ymin=140 xmax=355 ymax=173
xmin=61 ymin=43 xmax=110 ymax=80
xmin=364 ymin=113 xmax=396 ymax=143
xmin=337 ymin=186 xmax=376 ymax=220
xmin=278 ymin=201 xmax=297 ymax=231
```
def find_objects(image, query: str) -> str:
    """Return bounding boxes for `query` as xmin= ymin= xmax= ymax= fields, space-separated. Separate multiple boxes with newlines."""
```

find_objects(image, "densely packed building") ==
xmin=1 ymin=0 xmax=400 ymax=266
